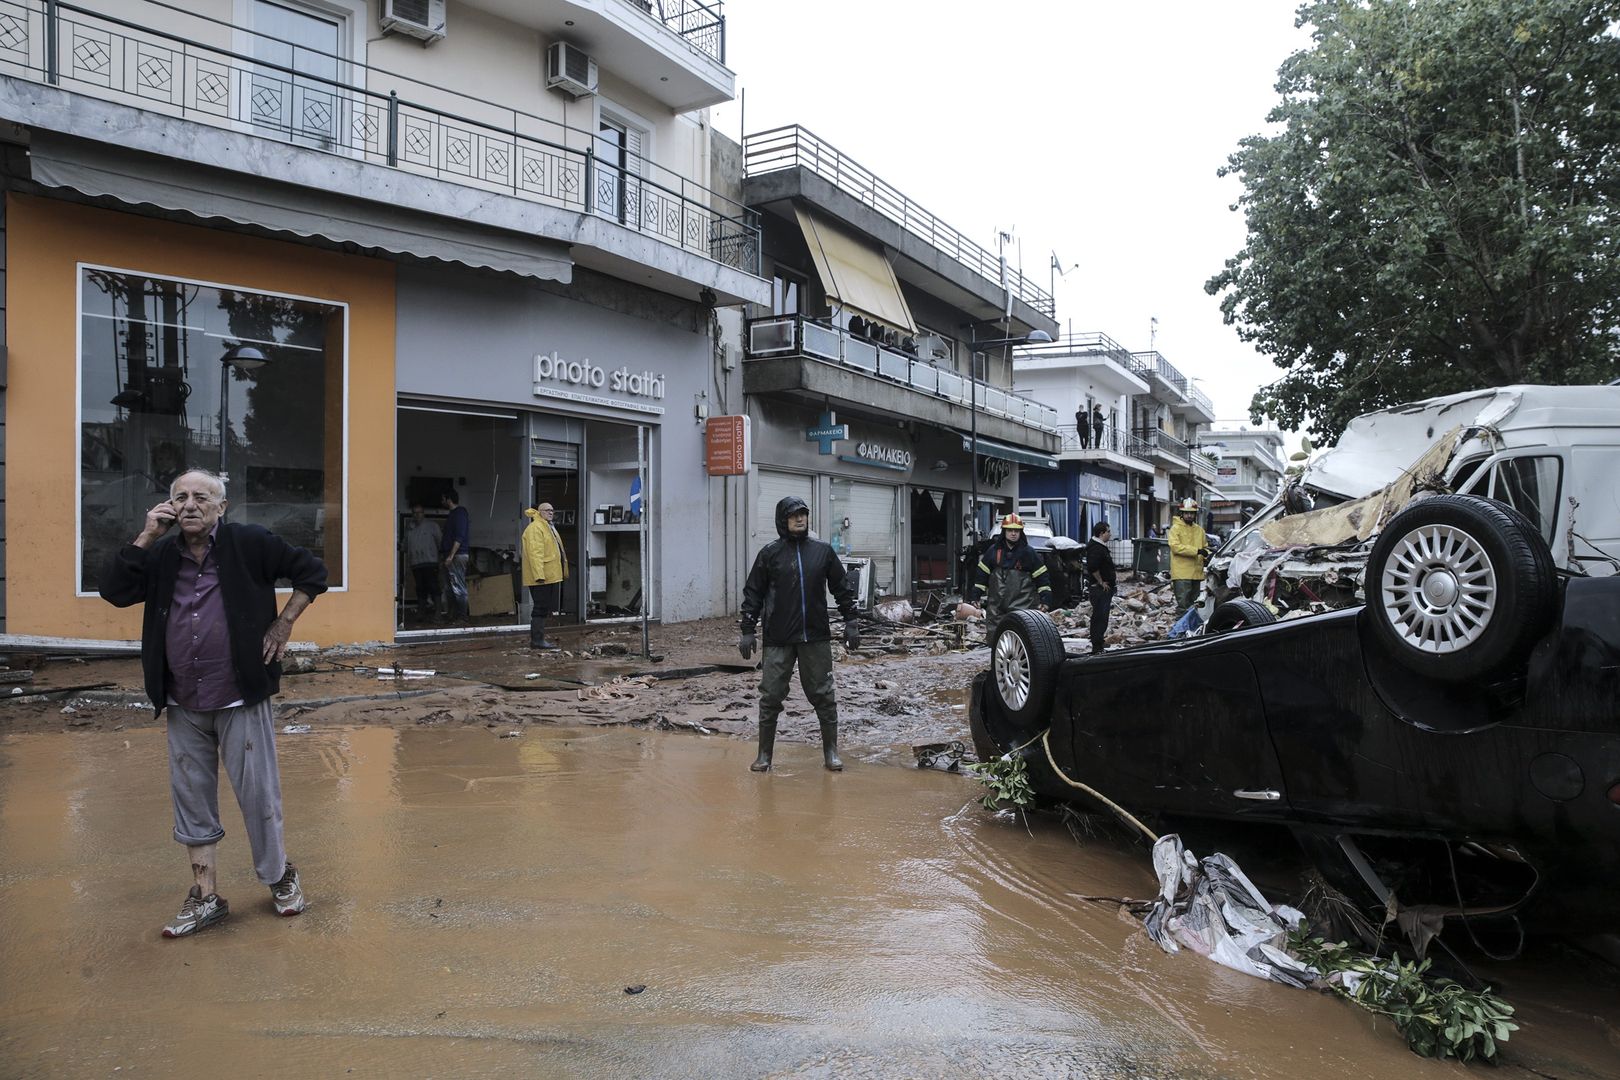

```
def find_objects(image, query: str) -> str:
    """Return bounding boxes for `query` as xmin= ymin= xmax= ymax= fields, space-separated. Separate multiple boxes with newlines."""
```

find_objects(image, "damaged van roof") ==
xmin=1303 ymin=385 xmax=1620 ymax=500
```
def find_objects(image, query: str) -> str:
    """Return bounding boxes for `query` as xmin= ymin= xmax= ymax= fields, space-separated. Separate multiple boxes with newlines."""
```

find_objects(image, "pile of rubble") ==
xmin=861 ymin=575 xmax=1182 ymax=653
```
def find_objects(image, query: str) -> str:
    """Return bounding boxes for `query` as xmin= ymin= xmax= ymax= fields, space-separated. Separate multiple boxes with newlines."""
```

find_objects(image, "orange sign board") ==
xmin=705 ymin=415 xmax=750 ymax=475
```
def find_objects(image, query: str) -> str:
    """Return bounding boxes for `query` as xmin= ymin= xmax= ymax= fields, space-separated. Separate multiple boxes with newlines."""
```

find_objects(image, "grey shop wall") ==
xmin=394 ymin=264 xmax=722 ymax=622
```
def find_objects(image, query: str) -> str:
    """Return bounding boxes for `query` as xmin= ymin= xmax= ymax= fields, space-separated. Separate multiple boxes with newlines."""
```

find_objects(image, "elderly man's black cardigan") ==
xmin=99 ymin=522 xmax=329 ymax=715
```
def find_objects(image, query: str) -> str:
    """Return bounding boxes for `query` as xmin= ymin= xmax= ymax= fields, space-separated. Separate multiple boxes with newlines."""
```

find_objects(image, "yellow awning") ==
xmin=793 ymin=206 xmax=916 ymax=333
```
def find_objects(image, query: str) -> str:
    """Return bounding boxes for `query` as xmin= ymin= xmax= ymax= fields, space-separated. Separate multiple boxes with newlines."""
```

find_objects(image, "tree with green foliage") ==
xmin=1207 ymin=0 xmax=1620 ymax=442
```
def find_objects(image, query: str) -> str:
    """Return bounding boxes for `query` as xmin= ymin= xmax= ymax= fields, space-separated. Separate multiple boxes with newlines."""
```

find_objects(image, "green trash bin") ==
xmin=1132 ymin=538 xmax=1170 ymax=576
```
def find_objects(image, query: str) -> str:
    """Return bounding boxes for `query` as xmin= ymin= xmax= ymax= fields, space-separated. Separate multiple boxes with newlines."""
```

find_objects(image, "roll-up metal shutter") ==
xmin=830 ymin=479 xmax=898 ymax=593
xmin=752 ymin=470 xmax=815 ymax=553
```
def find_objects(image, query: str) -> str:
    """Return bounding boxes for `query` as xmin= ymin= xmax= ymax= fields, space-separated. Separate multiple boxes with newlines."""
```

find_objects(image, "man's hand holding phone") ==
xmin=136 ymin=500 xmax=177 ymax=548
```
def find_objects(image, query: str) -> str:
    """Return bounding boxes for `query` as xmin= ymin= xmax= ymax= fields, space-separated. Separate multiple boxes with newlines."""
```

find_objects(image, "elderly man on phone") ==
xmin=99 ymin=468 xmax=327 ymax=938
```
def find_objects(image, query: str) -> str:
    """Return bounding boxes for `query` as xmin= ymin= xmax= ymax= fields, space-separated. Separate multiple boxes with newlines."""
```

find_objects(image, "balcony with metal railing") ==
xmin=1013 ymin=330 xmax=1153 ymax=398
xmin=745 ymin=314 xmax=1060 ymax=450
xmin=0 ymin=0 xmax=761 ymax=283
xmin=742 ymin=126 xmax=1057 ymax=330
xmin=1131 ymin=350 xmax=1216 ymax=422
xmin=1055 ymin=423 xmax=1154 ymax=472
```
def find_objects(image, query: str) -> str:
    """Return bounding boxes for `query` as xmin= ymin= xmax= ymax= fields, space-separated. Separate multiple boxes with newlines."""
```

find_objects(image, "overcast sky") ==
xmin=709 ymin=1 xmax=1312 ymax=430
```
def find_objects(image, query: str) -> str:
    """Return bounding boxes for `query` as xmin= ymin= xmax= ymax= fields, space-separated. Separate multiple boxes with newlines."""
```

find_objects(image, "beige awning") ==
xmin=793 ymin=206 xmax=916 ymax=332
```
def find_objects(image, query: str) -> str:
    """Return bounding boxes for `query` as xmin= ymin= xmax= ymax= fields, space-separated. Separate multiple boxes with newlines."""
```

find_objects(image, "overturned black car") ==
xmin=970 ymin=494 xmax=1620 ymax=933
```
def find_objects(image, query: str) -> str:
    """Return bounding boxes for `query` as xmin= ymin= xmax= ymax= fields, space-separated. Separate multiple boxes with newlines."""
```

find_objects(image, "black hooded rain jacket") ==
xmin=740 ymin=496 xmax=859 ymax=646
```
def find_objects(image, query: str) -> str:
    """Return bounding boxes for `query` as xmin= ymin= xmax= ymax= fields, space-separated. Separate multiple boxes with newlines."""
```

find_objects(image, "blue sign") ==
xmin=629 ymin=475 xmax=644 ymax=515
xmin=806 ymin=410 xmax=848 ymax=455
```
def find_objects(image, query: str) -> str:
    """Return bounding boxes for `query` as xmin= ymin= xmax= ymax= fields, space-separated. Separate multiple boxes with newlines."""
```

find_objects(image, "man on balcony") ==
xmin=1090 ymin=404 xmax=1107 ymax=451
xmin=1075 ymin=405 xmax=1091 ymax=449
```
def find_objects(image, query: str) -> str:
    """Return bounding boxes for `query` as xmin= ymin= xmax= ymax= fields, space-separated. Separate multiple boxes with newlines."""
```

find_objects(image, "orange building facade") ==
xmin=6 ymin=194 xmax=397 ymax=645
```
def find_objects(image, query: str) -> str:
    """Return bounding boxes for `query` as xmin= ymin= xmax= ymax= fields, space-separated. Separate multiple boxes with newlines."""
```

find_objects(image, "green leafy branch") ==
xmin=1290 ymin=931 xmax=1518 ymax=1063
xmin=966 ymin=753 xmax=1035 ymax=814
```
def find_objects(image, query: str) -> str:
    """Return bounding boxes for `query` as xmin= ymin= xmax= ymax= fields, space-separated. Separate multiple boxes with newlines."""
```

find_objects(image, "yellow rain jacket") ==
xmin=1168 ymin=517 xmax=1208 ymax=581
xmin=521 ymin=509 xmax=569 ymax=586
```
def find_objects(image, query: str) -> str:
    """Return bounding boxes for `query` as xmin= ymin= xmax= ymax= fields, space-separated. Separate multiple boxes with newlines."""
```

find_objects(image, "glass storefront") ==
xmin=78 ymin=266 xmax=345 ymax=591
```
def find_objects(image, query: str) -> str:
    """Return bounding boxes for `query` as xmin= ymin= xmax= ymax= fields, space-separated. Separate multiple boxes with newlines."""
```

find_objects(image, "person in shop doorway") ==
xmin=1085 ymin=521 xmax=1117 ymax=656
xmin=522 ymin=502 xmax=569 ymax=650
xmin=1168 ymin=497 xmax=1211 ymax=616
xmin=972 ymin=513 xmax=1052 ymax=622
xmin=98 ymin=468 xmax=327 ymax=937
xmin=1075 ymin=405 xmax=1090 ymax=449
xmin=405 ymin=503 xmax=442 ymax=620
xmin=738 ymin=496 xmax=860 ymax=773
xmin=440 ymin=488 xmax=471 ymax=620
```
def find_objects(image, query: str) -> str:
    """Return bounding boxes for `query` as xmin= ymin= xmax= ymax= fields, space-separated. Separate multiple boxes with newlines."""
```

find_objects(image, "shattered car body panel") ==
xmin=1206 ymin=385 xmax=1620 ymax=618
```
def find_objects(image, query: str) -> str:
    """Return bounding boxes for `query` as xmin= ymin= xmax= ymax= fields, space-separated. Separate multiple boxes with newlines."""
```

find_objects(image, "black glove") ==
xmin=844 ymin=622 xmax=861 ymax=651
xmin=739 ymin=630 xmax=756 ymax=660
xmin=1198 ymin=548 xmax=1212 ymax=560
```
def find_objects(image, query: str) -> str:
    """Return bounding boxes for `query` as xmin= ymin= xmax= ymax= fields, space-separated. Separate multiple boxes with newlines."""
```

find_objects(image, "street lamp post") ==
xmin=218 ymin=345 xmax=269 ymax=481
xmin=964 ymin=327 xmax=1051 ymax=563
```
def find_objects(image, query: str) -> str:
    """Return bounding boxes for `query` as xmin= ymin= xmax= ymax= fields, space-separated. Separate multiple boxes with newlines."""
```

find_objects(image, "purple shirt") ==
xmin=165 ymin=526 xmax=243 ymax=710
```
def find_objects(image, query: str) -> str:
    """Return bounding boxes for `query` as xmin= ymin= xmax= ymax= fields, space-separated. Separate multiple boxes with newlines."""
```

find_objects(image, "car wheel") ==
xmin=990 ymin=609 xmax=1065 ymax=727
xmin=1365 ymin=494 xmax=1556 ymax=682
xmin=1205 ymin=598 xmax=1276 ymax=634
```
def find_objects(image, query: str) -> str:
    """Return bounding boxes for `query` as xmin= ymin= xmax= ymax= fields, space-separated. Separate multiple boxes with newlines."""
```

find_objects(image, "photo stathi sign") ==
xmin=705 ymin=415 xmax=750 ymax=475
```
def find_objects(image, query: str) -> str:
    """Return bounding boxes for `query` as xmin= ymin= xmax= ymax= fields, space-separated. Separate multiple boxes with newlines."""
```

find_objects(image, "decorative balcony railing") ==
xmin=743 ymin=126 xmax=1056 ymax=319
xmin=643 ymin=0 xmax=726 ymax=65
xmin=1056 ymin=424 xmax=1152 ymax=462
xmin=0 ymin=0 xmax=760 ymax=274
xmin=1143 ymin=430 xmax=1191 ymax=463
xmin=745 ymin=315 xmax=1059 ymax=433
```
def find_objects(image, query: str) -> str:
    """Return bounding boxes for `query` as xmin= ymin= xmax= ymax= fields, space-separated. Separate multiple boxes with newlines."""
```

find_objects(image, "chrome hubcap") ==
xmin=1380 ymin=524 xmax=1497 ymax=654
xmin=993 ymin=630 xmax=1031 ymax=710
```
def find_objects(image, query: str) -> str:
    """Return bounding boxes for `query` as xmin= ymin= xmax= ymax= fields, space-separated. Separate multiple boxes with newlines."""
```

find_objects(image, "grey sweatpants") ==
xmin=166 ymin=699 xmax=287 ymax=885
xmin=758 ymin=640 xmax=837 ymax=725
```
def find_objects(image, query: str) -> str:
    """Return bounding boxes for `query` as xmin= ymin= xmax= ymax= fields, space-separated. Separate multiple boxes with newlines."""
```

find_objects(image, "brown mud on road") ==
xmin=5 ymin=723 xmax=1617 ymax=1078
xmin=0 ymin=617 xmax=990 ymax=764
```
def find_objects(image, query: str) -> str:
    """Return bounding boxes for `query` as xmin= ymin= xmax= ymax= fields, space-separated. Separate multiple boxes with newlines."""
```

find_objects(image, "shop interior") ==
xmin=396 ymin=405 xmax=652 ymax=633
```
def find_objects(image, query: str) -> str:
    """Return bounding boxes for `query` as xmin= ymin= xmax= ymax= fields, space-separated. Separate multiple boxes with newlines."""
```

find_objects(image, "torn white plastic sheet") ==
xmin=1142 ymin=834 xmax=1318 ymax=989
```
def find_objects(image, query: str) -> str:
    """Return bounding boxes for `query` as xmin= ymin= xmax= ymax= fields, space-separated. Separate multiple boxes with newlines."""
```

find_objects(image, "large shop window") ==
xmin=79 ymin=267 xmax=346 ymax=592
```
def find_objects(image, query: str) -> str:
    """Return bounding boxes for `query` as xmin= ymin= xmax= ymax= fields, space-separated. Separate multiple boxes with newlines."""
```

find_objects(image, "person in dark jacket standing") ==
xmin=440 ymin=488 xmax=471 ymax=620
xmin=739 ymin=496 xmax=860 ymax=772
xmin=972 ymin=513 xmax=1052 ymax=621
xmin=99 ymin=468 xmax=328 ymax=938
xmin=1084 ymin=521 xmax=1117 ymax=656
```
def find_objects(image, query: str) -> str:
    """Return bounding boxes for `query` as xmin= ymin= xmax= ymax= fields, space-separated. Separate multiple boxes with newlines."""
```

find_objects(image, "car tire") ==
xmin=990 ymin=609 xmax=1065 ymax=727
xmin=1364 ymin=494 xmax=1556 ymax=682
xmin=1205 ymin=598 xmax=1276 ymax=634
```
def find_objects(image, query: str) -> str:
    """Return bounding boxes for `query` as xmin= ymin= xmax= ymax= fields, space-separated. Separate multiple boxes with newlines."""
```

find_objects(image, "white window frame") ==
xmin=75 ymin=261 xmax=351 ymax=596
xmin=232 ymin=0 xmax=368 ymax=154
xmin=595 ymin=99 xmax=655 ymax=228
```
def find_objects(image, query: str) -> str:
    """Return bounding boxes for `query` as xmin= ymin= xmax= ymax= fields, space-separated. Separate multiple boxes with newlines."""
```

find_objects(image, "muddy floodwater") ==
xmin=3 ymin=726 xmax=1617 ymax=1079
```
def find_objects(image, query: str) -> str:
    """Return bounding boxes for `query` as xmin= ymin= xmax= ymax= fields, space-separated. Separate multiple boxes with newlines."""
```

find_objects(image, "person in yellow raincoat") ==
xmin=522 ymin=503 xmax=569 ymax=650
xmin=1167 ymin=497 xmax=1210 ymax=616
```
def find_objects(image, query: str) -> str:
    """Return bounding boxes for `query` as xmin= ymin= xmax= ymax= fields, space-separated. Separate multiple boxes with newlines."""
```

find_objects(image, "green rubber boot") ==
xmin=751 ymin=717 xmax=776 ymax=772
xmin=820 ymin=719 xmax=843 ymax=772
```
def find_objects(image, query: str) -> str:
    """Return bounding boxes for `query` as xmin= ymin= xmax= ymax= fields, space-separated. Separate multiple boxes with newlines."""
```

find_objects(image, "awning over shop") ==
xmin=793 ymin=205 xmax=916 ymax=332
xmin=28 ymin=133 xmax=574 ymax=283
xmin=961 ymin=434 xmax=1059 ymax=470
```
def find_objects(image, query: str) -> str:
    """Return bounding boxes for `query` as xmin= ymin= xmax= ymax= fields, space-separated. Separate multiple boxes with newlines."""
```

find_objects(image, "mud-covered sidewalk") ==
xmin=0 ymin=616 xmax=999 ymax=764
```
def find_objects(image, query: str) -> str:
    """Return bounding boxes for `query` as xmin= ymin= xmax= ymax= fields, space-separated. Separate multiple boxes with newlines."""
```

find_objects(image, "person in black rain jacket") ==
xmin=739 ymin=495 xmax=860 ymax=772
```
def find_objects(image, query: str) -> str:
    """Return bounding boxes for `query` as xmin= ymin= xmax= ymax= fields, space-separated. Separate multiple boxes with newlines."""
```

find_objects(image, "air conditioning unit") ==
xmin=381 ymin=0 xmax=446 ymax=44
xmin=547 ymin=41 xmax=599 ymax=98
xmin=914 ymin=334 xmax=949 ymax=361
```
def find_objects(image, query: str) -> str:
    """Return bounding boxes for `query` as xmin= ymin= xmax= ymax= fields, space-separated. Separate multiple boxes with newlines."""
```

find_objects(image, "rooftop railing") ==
xmin=0 ymin=0 xmax=759 ymax=274
xmin=1130 ymin=349 xmax=1215 ymax=415
xmin=745 ymin=314 xmax=1059 ymax=434
xmin=1015 ymin=331 xmax=1149 ymax=379
xmin=743 ymin=126 xmax=1056 ymax=319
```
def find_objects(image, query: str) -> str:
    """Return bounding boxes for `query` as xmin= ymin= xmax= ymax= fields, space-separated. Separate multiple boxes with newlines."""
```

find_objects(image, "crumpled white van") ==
xmin=1203 ymin=384 xmax=1620 ymax=622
